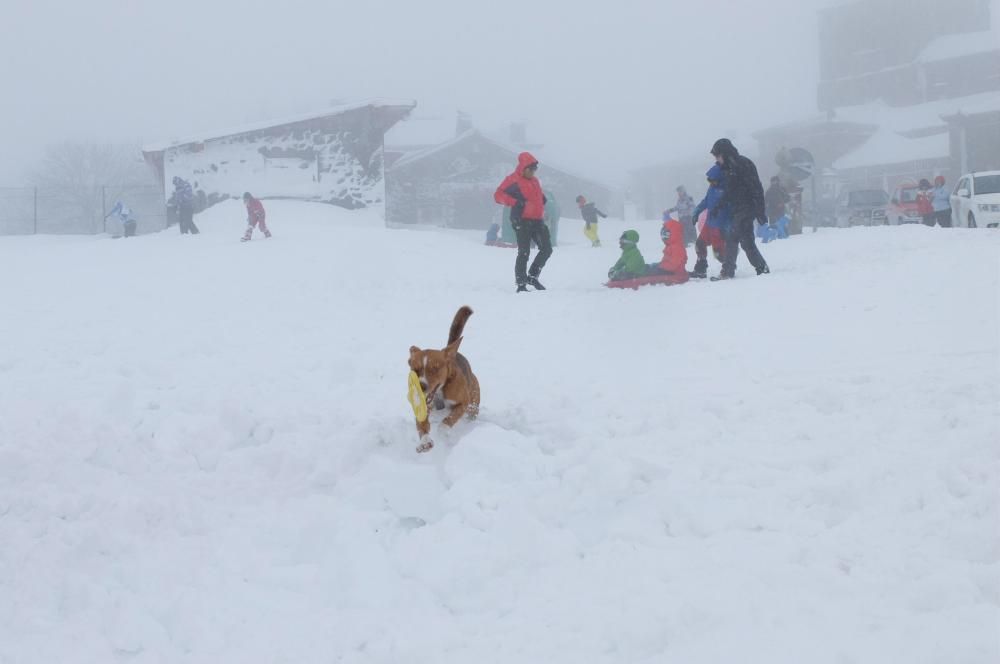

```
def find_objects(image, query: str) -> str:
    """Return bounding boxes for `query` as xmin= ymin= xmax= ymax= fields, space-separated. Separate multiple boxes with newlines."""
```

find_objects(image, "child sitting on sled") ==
xmin=608 ymin=230 xmax=648 ymax=282
xmin=646 ymin=216 xmax=689 ymax=282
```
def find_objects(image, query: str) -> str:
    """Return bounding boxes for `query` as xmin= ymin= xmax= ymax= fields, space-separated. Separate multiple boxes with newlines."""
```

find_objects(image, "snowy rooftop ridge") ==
xmin=142 ymin=98 xmax=416 ymax=153
xmin=834 ymin=91 xmax=1000 ymax=133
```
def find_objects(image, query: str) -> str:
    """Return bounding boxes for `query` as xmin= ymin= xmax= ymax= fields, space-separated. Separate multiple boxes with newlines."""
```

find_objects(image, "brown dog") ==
xmin=408 ymin=306 xmax=480 ymax=453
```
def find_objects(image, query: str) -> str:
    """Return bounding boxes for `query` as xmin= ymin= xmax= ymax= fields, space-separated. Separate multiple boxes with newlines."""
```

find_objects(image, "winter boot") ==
xmin=689 ymin=258 xmax=708 ymax=279
xmin=710 ymin=272 xmax=734 ymax=282
xmin=756 ymin=264 xmax=770 ymax=275
xmin=527 ymin=277 xmax=546 ymax=291
xmin=516 ymin=284 xmax=528 ymax=293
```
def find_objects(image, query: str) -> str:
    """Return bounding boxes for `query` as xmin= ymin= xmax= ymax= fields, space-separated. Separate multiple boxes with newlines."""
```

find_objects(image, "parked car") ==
xmin=835 ymin=189 xmax=889 ymax=227
xmin=951 ymin=171 xmax=1000 ymax=228
xmin=889 ymin=181 xmax=924 ymax=225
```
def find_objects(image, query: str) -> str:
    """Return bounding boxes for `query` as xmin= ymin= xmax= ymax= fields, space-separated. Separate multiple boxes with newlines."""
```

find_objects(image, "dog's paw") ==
xmin=416 ymin=435 xmax=434 ymax=453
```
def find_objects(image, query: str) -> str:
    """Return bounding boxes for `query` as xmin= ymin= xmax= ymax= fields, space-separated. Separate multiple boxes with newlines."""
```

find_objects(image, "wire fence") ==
xmin=0 ymin=185 xmax=168 ymax=236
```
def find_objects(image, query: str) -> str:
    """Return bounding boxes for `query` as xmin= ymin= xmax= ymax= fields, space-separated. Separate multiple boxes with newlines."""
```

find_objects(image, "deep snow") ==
xmin=1 ymin=201 xmax=998 ymax=663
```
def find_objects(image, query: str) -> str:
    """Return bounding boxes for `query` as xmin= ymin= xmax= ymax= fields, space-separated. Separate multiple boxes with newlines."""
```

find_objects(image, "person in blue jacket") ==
xmin=105 ymin=200 xmax=137 ymax=238
xmin=689 ymin=164 xmax=733 ymax=278
xmin=931 ymin=175 xmax=952 ymax=227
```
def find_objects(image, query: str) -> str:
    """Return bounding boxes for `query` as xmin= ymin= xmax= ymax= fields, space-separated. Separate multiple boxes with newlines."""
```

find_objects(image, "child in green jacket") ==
xmin=608 ymin=230 xmax=648 ymax=281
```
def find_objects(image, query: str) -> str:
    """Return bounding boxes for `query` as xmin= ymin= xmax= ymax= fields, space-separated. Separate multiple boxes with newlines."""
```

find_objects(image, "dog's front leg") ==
xmin=442 ymin=402 xmax=468 ymax=428
xmin=415 ymin=417 xmax=433 ymax=453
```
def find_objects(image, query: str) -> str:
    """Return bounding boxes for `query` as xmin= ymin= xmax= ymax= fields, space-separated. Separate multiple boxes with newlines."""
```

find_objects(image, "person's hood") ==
xmin=711 ymin=138 xmax=739 ymax=158
xmin=516 ymin=152 xmax=539 ymax=173
xmin=707 ymin=164 xmax=725 ymax=182
xmin=620 ymin=229 xmax=639 ymax=245
xmin=661 ymin=219 xmax=683 ymax=246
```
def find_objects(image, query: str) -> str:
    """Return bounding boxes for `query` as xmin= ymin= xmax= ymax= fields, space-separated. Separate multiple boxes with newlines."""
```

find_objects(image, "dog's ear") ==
xmin=409 ymin=346 xmax=422 ymax=364
xmin=444 ymin=337 xmax=462 ymax=356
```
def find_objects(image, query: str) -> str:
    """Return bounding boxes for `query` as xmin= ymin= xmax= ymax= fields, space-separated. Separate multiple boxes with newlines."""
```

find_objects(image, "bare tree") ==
xmin=28 ymin=142 xmax=153 ymax=233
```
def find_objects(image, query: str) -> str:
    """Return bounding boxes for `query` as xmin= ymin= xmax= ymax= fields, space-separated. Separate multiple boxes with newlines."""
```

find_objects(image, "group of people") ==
xmin=491 ymin=139 xmax=775 ymax=292
xmin=917 ymin=176 xmax=952 ymax=227
xmin=106 ymin=177 xmax=272 ymax=241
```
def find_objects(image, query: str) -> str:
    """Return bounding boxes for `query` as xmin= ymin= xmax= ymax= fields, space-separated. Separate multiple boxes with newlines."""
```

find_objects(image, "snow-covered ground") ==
xmin=1 ymin=201 xmax=998 ymax=663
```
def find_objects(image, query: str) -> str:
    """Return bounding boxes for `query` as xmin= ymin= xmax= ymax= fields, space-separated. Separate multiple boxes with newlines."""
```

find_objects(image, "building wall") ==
xmin=160 ymin=108 xmax=392 ymax=210
xmin=923 ymin=51 xmax=1000 ymax=101
xmin=387 ymin=134 xmax=620 ymax=229
xmin=817 ymin=0 xmax=991 ymax=109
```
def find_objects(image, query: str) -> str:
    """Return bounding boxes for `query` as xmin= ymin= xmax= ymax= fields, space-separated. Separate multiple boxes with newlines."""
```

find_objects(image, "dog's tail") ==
xmin=448 ymin=306 xmax=474 ymax=344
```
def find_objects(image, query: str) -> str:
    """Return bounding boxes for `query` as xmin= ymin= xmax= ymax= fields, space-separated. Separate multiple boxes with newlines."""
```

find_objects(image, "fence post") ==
xmin=33 ymin=187 xmax=38 ymax=234
xmin=101 ymin=186 xmax=107 ymax=234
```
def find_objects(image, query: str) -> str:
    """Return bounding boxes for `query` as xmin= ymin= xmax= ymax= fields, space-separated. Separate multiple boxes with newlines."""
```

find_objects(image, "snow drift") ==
xmin=1 ymin=201 xmax=997 ymax=663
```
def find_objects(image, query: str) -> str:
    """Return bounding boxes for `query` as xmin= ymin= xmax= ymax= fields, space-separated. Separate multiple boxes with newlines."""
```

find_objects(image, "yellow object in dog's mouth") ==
xmin=407 ymin=371 xmax=429 ymax=423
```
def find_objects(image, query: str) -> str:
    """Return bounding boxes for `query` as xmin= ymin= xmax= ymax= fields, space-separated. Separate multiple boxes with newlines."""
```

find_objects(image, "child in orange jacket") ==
xmin=646 ymin=216 xmax=689 ymax=282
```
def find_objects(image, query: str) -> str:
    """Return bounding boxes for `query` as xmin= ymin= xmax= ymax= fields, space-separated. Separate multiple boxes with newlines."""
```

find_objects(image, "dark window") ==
xmin=973 ymin=175 xmax=1000 ymax=195
xmin=848 ymin=190 xmax=889 ymax=206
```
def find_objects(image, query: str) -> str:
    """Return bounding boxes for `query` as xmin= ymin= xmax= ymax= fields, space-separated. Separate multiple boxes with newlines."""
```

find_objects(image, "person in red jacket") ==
xmin=241 ymin=192 xmax=271 ymax=242
xmin=646 ymin=216 xmax=689 ymax=282
xmin=494 ymin=152 xmax=552 ymax=292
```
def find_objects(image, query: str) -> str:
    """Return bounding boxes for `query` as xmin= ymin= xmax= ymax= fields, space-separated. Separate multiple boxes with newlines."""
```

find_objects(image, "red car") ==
xmin=889 ymin=181 xmax=924 ymax=225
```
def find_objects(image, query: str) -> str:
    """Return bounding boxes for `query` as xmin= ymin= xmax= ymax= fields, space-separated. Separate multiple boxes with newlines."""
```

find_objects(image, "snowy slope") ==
xmin=1 ymin=202 xmax=998 ymax=664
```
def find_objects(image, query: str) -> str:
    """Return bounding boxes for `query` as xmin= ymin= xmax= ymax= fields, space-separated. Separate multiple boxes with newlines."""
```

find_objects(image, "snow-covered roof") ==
xmin=143 ymin=98 xmax=416 ymax=153
xmin=918 ymin=26 xmax=1000 ymax=63
xmin=835 ymin=91 xmax=1000 ymax=134
xmin=833 ymin=130 xmax=949 ymax=170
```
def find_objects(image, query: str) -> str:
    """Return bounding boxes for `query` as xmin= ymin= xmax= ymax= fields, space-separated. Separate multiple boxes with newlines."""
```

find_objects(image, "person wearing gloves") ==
xmin=710 ymin=138 xmax=769 ymax=279
xmin=689 ymin=164 xmax=732 ymax=278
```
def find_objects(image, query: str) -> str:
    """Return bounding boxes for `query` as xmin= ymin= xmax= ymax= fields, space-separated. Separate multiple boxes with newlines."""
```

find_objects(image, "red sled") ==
xmin=605 ymin=273 xmax=689 ymax=290
xmin=485 ymin=241 xmax=518 ymax=248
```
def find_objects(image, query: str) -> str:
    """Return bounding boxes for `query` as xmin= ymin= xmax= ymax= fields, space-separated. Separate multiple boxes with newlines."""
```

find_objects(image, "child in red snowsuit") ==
xmin=646 ymin=217 xmax=689 ymax=282
xmin=241 ymin=192 xmax=271 ymax=241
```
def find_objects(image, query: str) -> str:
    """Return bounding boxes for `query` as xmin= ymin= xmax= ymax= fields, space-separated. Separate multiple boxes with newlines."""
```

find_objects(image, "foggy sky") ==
xmin=2 ymin=0 xmax=831 ymax=185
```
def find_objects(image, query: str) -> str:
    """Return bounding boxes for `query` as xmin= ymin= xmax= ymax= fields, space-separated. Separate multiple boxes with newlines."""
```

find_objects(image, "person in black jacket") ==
xmin=710 ymin=138 xmax=769 ymax=279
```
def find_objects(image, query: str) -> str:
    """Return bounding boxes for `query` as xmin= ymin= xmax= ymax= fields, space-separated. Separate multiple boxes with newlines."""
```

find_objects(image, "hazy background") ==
xmin=2 ymin=0 xmax=830 ymax=185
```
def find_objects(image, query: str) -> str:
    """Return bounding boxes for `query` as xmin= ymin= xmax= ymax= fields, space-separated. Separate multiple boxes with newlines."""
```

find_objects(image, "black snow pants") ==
xmin=513 ymin=219 xmax=552 ymax=285
xmin=178 ymin=205 xmax=200 ymax=234
xmin=722 ymin=213 xmax=767 ymax=277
